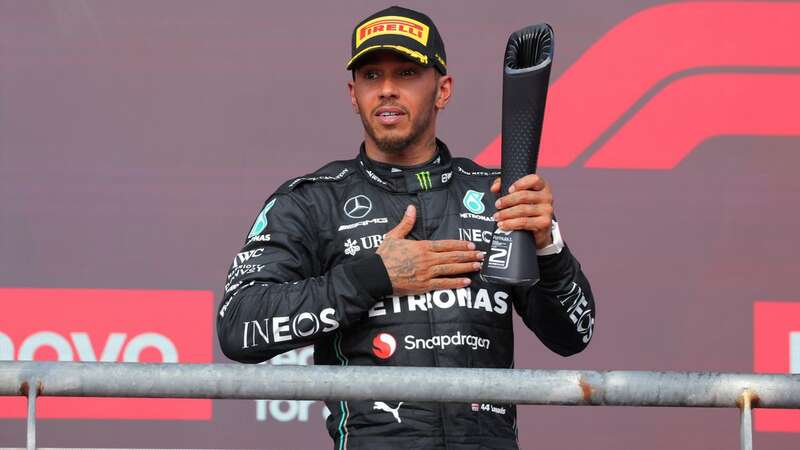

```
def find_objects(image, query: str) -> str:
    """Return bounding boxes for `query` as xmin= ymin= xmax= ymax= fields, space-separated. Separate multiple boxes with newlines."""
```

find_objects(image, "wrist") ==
xmin=536 ymin=220 xmax=564 ymax=256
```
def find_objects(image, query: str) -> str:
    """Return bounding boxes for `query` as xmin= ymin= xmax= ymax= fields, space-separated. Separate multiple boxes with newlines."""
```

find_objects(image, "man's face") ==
xmin=348 ymin=51 xmax=451 ymax=154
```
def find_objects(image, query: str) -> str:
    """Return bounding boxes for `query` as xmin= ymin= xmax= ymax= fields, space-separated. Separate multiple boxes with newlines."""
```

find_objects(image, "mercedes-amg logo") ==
xmin=344 ymin=195 xmax=373 ymax=219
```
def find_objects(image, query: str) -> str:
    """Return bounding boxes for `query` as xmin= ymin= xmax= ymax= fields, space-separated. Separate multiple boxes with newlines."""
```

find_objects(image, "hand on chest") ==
xmin=330 ymin=187 xmax=498 ymax=260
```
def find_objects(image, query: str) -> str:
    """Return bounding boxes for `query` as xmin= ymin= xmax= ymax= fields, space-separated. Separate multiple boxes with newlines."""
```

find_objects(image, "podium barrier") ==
xmin=2 ymin=362 xmax=800 ymax=450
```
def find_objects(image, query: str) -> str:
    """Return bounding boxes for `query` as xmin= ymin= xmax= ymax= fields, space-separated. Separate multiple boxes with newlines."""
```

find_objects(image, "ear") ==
xmin=435 ymin=74 xmax=453 ymax=110
xmin=347 ymin=80 xmax=359 ymax=114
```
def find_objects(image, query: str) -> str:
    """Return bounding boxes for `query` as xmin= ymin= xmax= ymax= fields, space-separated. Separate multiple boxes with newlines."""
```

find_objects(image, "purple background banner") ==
xmin=2 ymin=1 xmax=799 ymax=449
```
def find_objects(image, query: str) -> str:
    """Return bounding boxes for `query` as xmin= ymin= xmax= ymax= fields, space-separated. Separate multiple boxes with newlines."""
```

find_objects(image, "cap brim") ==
xmin=346 ymin=44 xmax=431 ymax=70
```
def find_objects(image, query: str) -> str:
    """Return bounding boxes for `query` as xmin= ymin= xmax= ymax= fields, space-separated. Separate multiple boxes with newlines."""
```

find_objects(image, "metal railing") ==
xmin=2 ymin=361 xmax=800 ymax=450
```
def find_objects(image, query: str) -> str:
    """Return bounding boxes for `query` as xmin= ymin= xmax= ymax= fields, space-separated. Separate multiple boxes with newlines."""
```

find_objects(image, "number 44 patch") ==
xmin=470 ymin=403 xmax=507 ymax=415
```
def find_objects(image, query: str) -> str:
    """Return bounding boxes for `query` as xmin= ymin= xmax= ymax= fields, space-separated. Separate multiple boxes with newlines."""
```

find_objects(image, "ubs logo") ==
xmin=344 ymin=195 xmax=373 ymax=219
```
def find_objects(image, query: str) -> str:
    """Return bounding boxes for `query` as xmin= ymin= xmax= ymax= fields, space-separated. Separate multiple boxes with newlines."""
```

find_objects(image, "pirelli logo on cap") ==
xmin=356 ymin=15 xmax=430 ymax=48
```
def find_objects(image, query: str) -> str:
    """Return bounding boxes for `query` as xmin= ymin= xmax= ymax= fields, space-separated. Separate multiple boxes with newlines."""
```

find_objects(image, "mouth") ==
xmin=374 ymin=106 xmax=407 ymax=126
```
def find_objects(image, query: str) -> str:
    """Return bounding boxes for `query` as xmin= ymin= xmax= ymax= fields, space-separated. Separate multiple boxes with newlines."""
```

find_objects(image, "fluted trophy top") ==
xmin=504 ymin=23 xmax=554 ymax=73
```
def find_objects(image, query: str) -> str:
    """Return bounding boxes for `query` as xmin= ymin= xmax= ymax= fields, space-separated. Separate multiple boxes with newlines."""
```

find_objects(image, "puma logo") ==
xmin=373 ymin=401 xmax=404 ymax=423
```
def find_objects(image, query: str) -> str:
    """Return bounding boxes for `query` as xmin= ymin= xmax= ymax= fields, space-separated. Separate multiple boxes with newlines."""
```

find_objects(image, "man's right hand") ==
xmin=376 ymin=205 xmax=483 ymax=295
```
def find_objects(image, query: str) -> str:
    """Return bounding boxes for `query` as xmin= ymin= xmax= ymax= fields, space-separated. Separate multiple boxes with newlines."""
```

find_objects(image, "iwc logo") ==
xmin=462 ymin=190 xmax=485 ymax=214
xmin=344 ymin=195 xmax=373 ymax=219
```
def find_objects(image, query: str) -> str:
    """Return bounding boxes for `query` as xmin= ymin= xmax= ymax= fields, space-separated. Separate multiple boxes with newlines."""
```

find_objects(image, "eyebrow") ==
xmin=360 ymin=64 xmax=419 ymax=71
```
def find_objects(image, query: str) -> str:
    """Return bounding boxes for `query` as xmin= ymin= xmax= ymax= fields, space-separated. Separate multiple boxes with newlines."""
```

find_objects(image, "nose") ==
xmin=379 ymin=76 xmax=398 ymax=100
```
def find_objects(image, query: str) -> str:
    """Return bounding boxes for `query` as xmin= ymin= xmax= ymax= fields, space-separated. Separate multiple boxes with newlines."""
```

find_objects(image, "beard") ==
xmin=358 ymin=89 xmax=437 ymax=154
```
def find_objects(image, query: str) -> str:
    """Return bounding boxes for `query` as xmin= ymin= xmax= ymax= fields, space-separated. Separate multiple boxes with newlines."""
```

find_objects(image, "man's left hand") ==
xmin=491 ymin=174 xmax=554 ymax=249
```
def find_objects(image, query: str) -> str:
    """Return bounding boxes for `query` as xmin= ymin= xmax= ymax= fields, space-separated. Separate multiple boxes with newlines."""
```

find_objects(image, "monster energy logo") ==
xmin=416 ymin=171 xmax=432 ymax=190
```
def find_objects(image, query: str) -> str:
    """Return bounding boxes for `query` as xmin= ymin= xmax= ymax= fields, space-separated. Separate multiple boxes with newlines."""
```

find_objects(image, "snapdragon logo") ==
xmin=404 ymin=332 xmax=490 ymax=351
xmin=372 ymin=333 xmax=397 ymax=359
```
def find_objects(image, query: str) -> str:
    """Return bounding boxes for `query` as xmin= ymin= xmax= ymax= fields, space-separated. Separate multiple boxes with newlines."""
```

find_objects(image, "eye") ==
xmin=400 ymin=68 xmax=417 ymax=77
xmin=363 ymin=70 xmax=380 ymax=80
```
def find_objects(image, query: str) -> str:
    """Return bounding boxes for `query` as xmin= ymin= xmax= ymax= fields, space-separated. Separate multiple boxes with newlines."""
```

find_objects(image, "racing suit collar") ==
xmin=357 ymin=138 xmax=454 ymax=193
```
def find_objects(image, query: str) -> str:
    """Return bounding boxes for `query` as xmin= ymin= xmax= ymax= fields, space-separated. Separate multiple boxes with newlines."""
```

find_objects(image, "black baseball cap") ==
xmin=346 ymin=6 xmax=447 ymax=75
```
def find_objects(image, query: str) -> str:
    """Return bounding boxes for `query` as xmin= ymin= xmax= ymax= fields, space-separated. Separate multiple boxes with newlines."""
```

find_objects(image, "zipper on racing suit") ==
xmin=416 ymin=191 xmax=451 ymax=450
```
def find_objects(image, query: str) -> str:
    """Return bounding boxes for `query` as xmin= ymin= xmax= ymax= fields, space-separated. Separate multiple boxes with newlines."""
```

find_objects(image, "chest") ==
xmin=320 ymin=183 xmax=498 ymax=264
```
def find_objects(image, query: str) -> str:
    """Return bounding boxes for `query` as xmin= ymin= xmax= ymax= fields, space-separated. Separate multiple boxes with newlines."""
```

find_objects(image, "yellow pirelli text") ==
xmin=355 ymin=16 xmax=430 ymax=48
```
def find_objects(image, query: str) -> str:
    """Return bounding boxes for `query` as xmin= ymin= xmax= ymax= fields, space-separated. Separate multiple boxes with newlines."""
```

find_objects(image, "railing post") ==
xmin=740 ymin=389 xmax=753 ymax=450
xmin=25 ymin=380 xmax=37 ymax=450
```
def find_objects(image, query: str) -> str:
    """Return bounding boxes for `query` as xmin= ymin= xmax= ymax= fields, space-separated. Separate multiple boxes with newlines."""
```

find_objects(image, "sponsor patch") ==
xmin=463 ymin=190 xmax=486 ymax=214
xmin=368 ymin=288 xmax=510 ymax=317
xmin=227 ymin=264 xmax=266 ymax=282
xmin=287 ymin=168 xmax=349 ymax=189
xmin=242 ymin=308 xmax=339 ymax=349
xmin=472 ymin=403 xmax=507 ymax=415
xmin=459 ymin=228 xmax=493 ymax=244
xmin=456 ymin=166 xmax=501 ymax=177
xmin=246 ymin=234 xmax=271 ymax=244
xmin=373 ymin=401 xmax=403 ymax=423
xmin=0 ymin=288 xmax=213 ymax=420
xmin=232 ymin=249 xmax=263 ymax=268
xmin=416 ymin=170 xmax=433 ymax=191
xmin=338 ymin=217 xmax=388 ymax=231
xmin=344 ymin=195 xmax=373 ymax=219
xmin=248 ymin=198 xmax=277 ymax=239
xmin=404 ymin=332 xmax=490 ymax=351
xmin=558 ymin=283 xmax=594 ymax=344
xmin=344 ymin=238 xmax=361 ymax=256
xmin=355 ymin=15 xmax=429 ymax=48
xmin=372 ymin=333 xmax=397 ymax=359
xmin=460 ymin=212 xmax=495 ymax=222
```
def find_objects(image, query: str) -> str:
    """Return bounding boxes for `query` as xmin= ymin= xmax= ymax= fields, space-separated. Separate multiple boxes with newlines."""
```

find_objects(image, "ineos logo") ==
xmin=291 ymin=312 xmax=320 ymax=338
xmin=344 ymin=195 xmax=373 ymax=219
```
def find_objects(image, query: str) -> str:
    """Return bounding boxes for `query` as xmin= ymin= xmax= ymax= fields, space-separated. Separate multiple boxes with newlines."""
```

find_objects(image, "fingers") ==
xmin=433 ymin=250 xmax=484 ymax=265
xmin=495 ymin=190 xmax=552 ymax=209
xmin=385 ymin=205 xmax=416 ymax=239
xmin=494 ymin=203 xmax=552 ymax=222
xmin=427 ymin=277 xmax=473 ymax=290
xmin=492 ymin=175 xmax=548 ymax=196
xmin=497 ymin=216 xmax=551 ymax=232
xmin=508 ymin=174 xmax=546 ymax=193
xmin=490 ymin=177 xmax=501 ymax=194
xmin=430 ymin=262 xmax=482 ymax=277
xmin=429 ymin=239 xmax=475 ymax=252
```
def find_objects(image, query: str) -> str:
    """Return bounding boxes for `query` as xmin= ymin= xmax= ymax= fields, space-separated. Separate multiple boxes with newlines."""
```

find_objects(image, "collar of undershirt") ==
xmin=357 ymin=138 xmax=454 ymax=193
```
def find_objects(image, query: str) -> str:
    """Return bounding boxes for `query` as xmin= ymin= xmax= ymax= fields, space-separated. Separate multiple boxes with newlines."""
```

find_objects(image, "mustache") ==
xmin=371 ymin=102 xmax=409 ymax=115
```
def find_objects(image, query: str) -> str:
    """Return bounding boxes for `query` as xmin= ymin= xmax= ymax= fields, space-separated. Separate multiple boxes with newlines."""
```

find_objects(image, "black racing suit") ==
xmin=217 ymin=139 xmax=595 ymax=450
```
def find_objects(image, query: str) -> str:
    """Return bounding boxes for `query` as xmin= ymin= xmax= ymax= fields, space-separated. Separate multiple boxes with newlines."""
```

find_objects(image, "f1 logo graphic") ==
xmin=0 ymin=288 xmax=214 ymax=420
xmin=475 ymin=2 xmax=800 ymax=170
xmin=753 ymin=301 xmax=800 ymax=432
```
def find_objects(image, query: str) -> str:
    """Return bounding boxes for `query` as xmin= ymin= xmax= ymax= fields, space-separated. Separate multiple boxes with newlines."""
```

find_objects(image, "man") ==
xmin=218 ymin=6 xmax=595 ymax=450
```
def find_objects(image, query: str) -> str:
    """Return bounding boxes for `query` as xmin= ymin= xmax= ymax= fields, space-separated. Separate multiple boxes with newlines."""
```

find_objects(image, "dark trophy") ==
xmin=480 ymin=24 xmax=554 ymax=286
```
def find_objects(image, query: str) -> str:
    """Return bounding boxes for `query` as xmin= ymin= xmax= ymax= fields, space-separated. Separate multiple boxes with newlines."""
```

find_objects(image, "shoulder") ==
xmin=247 ymin=159 xmax=358 ymax=236
xmin=451 ymin=157 xmax=501 ymax=178
xmin=275 ymin=159 xmax=358 ymax=194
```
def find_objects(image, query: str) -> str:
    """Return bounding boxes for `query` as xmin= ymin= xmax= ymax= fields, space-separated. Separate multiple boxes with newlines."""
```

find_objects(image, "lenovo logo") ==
xmin=0 ymin=288 xmax=213 ymax=420
xmin=0 ymin=331 xmax=177 ymax=362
